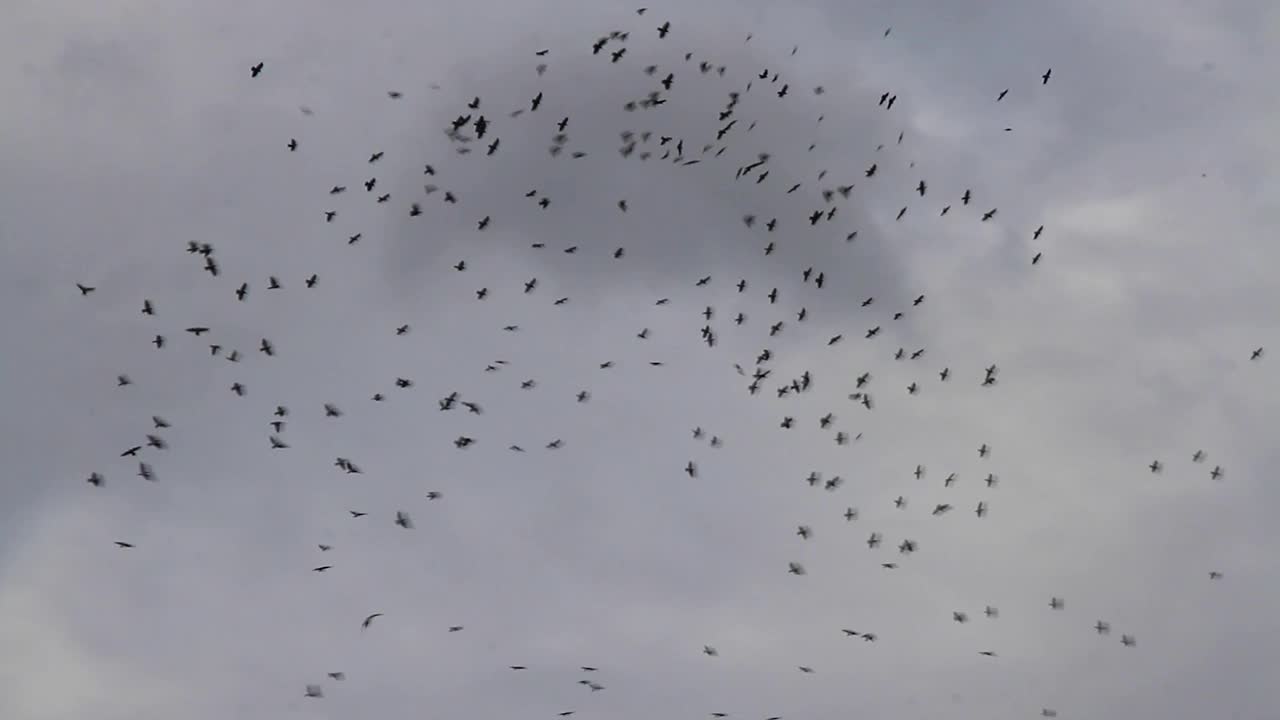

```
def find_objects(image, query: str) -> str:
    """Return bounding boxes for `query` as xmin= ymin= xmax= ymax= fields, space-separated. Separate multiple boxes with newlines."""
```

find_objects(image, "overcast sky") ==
xmin=3 ymin=1 xmax=1279 ymax=718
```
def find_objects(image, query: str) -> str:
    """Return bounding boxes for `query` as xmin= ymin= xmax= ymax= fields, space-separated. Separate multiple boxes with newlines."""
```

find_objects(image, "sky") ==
xmin=2 ymin=0 xmax=1279 ymax=718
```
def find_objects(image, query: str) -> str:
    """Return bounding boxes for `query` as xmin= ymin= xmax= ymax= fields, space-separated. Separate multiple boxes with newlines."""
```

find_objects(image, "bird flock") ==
xmin=66 ymin=6 xmax=1254 ymax=719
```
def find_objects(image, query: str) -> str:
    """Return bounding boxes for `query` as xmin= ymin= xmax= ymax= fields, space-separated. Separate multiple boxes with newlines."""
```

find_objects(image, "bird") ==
xmin=361 ymin=613 xmax=383 ymax=630
xmin=250 ymin=62 xmax=264 ymax=77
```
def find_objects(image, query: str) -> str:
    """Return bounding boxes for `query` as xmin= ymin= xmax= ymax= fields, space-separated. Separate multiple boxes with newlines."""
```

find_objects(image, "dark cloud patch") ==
xmin=377 ymin=25 xmax=916 ymax=328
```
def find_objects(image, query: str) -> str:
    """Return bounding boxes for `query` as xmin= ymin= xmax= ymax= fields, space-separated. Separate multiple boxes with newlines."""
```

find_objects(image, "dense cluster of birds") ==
xmin=70 ymin=7 xmax=1247 ymax=718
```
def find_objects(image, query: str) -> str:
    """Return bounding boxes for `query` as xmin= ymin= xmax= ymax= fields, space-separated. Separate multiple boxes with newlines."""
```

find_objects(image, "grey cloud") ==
xmin=376 ymin=27 xmax=914 ymax=322
xmin=2 ymin=1 xmax=1279 ymax=719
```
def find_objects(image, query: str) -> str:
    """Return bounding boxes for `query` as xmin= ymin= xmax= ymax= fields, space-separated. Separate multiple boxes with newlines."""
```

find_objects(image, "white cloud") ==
xmin=0 ymin=505 xmax=182 ymax=720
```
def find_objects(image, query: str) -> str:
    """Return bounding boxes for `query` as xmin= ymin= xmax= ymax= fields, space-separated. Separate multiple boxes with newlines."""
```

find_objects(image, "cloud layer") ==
xmin=2 ymin=1 xmax=1278 ymax=719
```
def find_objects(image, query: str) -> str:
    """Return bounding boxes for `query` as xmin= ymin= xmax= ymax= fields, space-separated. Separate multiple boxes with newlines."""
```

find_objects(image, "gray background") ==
xmin=2 ymin=0 xmax=1277 ymax=718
